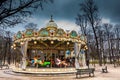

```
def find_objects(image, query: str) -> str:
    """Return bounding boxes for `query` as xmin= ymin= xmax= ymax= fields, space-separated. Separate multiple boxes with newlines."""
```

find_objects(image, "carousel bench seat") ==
xmin=0 ymin=64 xmax=9 ymax=69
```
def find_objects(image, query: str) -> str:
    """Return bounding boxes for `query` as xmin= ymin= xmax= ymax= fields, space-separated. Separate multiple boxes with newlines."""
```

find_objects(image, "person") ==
xmin=69 ymin=57 xmax=73 ymax=66
xmin=51 ymin=58 xmax=55 ymax=67
xmin=86 ymin=59 xmax=89 ymax=68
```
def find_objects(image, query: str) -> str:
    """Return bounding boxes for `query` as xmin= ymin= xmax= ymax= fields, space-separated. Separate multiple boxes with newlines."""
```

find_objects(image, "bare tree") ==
xmin=11 ymin=48 xmax=22 ymax=65
xmin=24 ymin=22 xmax=38 ymax=30
xmin=96 ymin=26 xmax=105 ymax=65
xmin=103 ymin=23 xmax=113 ymax=63
xmin=114 ymin=24 xmax=120 ymax=65
xmin=78 ymin=0 xmax=102 ymax=65
xmin=109 ymin=32 xmax=116 ymax=66
xmin=0 ymin=31 xmax=13 ymax=64
xmin=0 ymin=0 xmax=53 ymax=64
xmin=76 ymin=14 xmax=87 ymax=36
xmin=0 ymin=0 xmax=53 ymax=29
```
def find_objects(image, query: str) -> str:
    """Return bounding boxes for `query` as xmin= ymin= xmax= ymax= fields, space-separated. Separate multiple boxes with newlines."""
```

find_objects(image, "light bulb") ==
xmin=51 ymin=41 xmax=54 ymax=44
xmin=34 ymin=41 xmax=37 ymax=44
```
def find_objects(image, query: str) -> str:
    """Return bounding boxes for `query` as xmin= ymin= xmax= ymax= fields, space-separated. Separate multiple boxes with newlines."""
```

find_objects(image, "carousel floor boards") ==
xmin=12 ymin=67 xmax=76 ymax=75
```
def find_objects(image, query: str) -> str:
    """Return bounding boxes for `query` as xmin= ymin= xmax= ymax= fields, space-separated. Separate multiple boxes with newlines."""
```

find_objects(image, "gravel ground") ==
xmin=0 ymin=64 xmax=120 ymax=80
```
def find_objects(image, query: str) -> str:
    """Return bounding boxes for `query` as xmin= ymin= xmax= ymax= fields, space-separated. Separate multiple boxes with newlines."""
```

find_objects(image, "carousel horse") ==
xmin=55 ymin=58 xmax=61 ymax=66
xmin=31 ymin=58 xmax=50 ymax=67
xmin=55 ymin=58 xmax=67 ymax=67
xmin=31 ymin=58 xmax=43 ymax=65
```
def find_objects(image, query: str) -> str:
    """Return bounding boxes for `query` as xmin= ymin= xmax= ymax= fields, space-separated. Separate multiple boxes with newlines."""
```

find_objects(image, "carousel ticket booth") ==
xmin=12 ymin=16 xmax=87 ymax=74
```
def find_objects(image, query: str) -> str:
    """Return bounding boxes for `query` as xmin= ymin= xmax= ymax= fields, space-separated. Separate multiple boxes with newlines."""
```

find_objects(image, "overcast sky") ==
xmin=8 ymin=0 xmax=120 ymax=33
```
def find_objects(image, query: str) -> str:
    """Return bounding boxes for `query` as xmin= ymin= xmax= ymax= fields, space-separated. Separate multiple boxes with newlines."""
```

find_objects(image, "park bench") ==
xmin=102 ymin=66 xmax=108 ymax=73
xmin=0 ymin=64 xmax=9 ymax=69
xmin=76 ymin=68 xmax=95 ymax=78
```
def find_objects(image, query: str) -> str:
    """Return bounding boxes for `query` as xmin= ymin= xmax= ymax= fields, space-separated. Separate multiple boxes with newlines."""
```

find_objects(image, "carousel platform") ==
xmin=12 ymin=67 xmax=76 ymax=75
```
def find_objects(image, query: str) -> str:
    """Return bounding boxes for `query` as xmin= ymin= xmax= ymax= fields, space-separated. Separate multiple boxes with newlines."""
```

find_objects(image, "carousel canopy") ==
xmin=14 ymin=17 xmax=87 ymax=45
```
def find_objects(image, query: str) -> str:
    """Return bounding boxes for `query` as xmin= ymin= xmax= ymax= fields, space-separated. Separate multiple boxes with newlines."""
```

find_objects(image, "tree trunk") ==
xmin=3 ymin=41 xmax=7 ymax=64
xmin=92 ymin=24 xmax=102 ymax=66
xmin=108 ymin=39 xmax=112 ymax=63
xmin=7 ymin=37 xmax=11 ymax=64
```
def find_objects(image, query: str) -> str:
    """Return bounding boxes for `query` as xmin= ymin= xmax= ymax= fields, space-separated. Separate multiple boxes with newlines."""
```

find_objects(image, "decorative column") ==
xmin=74 ymin=42 xmax=80 ymax=69
xmin=74 ymin=42 xmax=87 ymax=69
xmin=80 ymin=49 xmax=87 ymax=68
xmin=21 ymin=41 xmax=28 ymax=70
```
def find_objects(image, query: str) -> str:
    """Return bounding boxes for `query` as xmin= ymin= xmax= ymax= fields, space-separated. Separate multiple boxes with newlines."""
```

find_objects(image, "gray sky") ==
xmin=8 ymin=0 xmax=120 ymax=33
xmin=36 ymin=0 xmax=120 ymax=23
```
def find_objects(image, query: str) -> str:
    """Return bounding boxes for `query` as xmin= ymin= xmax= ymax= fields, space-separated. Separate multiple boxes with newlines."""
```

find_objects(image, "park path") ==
xmin=0 ymin=64 xmax=120 ymax=80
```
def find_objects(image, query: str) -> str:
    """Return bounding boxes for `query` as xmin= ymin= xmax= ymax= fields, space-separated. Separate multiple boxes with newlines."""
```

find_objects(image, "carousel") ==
xmin=11 ymin=16 xmax=88 ymax=74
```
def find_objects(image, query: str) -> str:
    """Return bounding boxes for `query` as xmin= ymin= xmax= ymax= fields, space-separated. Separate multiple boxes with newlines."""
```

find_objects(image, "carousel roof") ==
xmin=14 ymin=17 xmax=87 ymax=45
